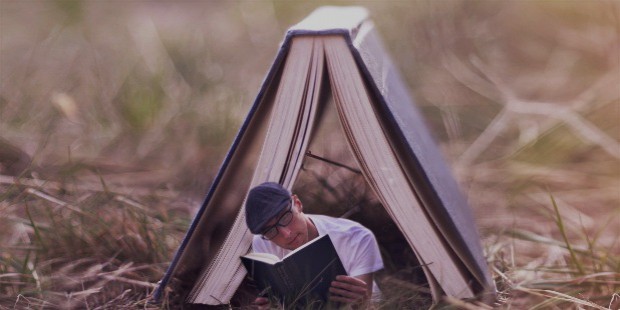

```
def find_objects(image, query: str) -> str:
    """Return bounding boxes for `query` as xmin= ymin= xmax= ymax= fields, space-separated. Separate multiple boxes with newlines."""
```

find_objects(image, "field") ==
xmin=1 ymin=1 xmax=618 ymax=309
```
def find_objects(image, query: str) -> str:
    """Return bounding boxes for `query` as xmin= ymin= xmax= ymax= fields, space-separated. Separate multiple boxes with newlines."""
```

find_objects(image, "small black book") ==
xmin=240 ymin=234 xmax=347 ymax=308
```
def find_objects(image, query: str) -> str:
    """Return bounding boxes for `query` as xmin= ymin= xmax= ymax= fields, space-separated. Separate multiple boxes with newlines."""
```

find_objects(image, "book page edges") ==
xmin=324 ymin=36 xmax=474 ymax=298
xmin=189 ymin=37 xmax=323 ymax=304
xmin=243 ymin=252 xmax=281 ymax=265
xmin=349 ymin=22 xmax=496 ymax=295
xmin=153 ymin=22 xmax=294 ymax=304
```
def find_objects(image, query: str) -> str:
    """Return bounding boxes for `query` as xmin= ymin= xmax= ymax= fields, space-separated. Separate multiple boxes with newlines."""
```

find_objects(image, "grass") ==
xmin=486 ymin=194 xmax=619 ymax=309
xmin=1 ymin=1 xmax=618 ymax=309
xmin=0 ymin=178 xmax=190 ymax=308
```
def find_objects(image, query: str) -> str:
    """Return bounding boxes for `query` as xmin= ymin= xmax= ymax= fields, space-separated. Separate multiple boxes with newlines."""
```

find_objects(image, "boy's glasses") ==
xmin=261 ymin=199 xmax=294 ymax=240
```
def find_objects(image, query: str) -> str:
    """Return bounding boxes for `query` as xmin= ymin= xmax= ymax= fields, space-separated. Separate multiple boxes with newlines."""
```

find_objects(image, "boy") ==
xmin=245 ymin=182 xmax=383 ymax=309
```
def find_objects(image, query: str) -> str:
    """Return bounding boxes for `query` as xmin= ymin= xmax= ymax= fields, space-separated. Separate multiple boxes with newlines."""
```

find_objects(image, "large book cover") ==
xmin=241 ymin=235 xmax=346 ymax=308
xmin=154 ymin=6 xmax=496 ymax=306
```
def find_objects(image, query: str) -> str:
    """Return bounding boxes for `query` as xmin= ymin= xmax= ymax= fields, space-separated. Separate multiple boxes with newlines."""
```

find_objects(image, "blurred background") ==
xmin=1 ymin=1 xmax=618 ymax=308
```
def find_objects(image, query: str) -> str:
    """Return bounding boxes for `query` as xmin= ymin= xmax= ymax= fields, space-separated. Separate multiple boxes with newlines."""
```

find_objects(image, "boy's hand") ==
xmin=328 ymin=275 xmax=369 ymax=305
xmin=252 ymin=296 xmax=270 ymax=310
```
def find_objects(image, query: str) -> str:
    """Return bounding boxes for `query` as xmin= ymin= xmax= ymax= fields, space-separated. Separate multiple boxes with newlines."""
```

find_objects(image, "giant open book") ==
xmin=154 ymin=6 xmax=496 ymax=307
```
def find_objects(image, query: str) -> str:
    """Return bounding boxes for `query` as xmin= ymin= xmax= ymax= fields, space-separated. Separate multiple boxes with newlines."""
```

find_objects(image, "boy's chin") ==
xmin=283 ymin=234 xmax=304 ymax=250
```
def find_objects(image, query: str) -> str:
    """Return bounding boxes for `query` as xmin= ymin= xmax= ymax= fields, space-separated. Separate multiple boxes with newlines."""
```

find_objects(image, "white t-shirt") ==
xmin=252 ymin=214 xmax=384 ymax=297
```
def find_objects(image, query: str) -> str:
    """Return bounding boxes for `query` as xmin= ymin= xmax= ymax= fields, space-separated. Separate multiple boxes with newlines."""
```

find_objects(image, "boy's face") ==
xmin=263 ymin=196 xmax=309 ymax=250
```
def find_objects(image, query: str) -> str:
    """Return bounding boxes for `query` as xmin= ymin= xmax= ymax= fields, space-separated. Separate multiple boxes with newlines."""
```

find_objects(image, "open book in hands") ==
xmin=241 ymin=234 xmax=347 ymax=308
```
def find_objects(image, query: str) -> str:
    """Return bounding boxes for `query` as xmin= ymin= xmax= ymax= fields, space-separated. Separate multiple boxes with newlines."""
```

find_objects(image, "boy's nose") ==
xmin=279 ymin=226 xmax=292 ymax=238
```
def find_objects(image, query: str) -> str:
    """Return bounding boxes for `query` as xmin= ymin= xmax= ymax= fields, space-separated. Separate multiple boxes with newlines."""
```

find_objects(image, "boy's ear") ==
xmin=292 ymin=194 xmax=302 ymax=212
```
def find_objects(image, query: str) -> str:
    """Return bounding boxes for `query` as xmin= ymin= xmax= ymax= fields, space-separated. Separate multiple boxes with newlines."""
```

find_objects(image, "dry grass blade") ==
xmin=515 ymin=287 xmax=610 ymax=310
xmin=550 ymin=193 xmax=586 ymax=275
xmin=12 ymin=294 xmax=59 ymax=309
xmin=507 ymin=228 xmax=620 ymax=270
xmin=443 ymin=296 xmax=494 ymax=310
xmin=25 ymin=188 xmax=84 ymax=214
xmin=114 ymin=195 xmax=147 ymax=212
xmin=0 ymin=175 xmax=177 ymax=198
xmin=508 ymin=230 xmax=594 ymax=256
xmin=100 ymin=275 xmax=157 ymax=288
xmin=609 ymin=293 xmax=620 ymax=309
xmin=456 ymin=108 xmax=511 ymax=167
xmin=0 ymin=273 xmax=22 ymax=279
xmin=509 ymin=102 xmax=620 ymax=159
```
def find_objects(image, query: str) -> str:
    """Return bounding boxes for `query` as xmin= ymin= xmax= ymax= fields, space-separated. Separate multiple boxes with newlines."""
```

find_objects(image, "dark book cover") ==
xmin=241 ymin=234 xmax=347 ymax=308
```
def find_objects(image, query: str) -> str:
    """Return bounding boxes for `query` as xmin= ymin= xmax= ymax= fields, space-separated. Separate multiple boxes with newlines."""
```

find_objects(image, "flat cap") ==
xmin=245 ymin=182 xmax=291 ymax=234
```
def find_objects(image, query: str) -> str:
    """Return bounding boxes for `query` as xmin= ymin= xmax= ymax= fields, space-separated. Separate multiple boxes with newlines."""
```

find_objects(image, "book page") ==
xmin=282 ymin=234 xmax=324 ymax=260
xmin=188 ymin=37 xmax=325 ymax=304
xmin=243 ymin=252 xmax=281 ymax=265
xmin=323 ymin=35 xmax=474 ymax=298
xmin=354 ymin=21 xmax=493 ymax=294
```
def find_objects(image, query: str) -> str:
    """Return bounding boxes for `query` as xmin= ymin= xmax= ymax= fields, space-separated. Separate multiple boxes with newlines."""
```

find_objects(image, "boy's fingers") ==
xmin=336 ymin=275 xmax=366 ymax=286
xmin=329 ymin=275 xmax=370 ymax=305
xmin=331 ymin=279 xmax=367 ymax=294
xmin=253 ymin=297 xmax=268 ymax=304
xmin=252 ymin=297 xmax=270 ymax=310
xmin=329 ymin=286 xmax=362 ymax=299
xmin=331 ymin=282 xmax=367 ymax=294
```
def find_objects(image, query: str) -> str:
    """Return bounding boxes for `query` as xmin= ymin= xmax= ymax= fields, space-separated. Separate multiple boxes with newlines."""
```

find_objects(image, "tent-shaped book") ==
xmin=154 ymin=6 xmax=496 ymax=307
